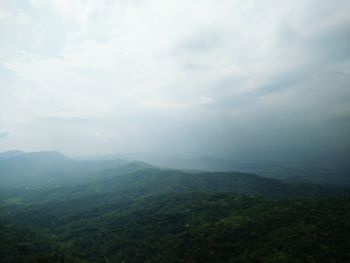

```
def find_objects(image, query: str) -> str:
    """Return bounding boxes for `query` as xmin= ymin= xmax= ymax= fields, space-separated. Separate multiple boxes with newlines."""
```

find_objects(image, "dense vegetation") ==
xmin=0 ymin=151 xmax=349 ymax=262
xmin=2 ymin=193 xmax=350 ymax=263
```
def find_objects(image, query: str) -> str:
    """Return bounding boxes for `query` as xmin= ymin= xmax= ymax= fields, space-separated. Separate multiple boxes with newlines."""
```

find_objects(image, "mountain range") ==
xmin=0 ymin=150 xmax=349 ymax=262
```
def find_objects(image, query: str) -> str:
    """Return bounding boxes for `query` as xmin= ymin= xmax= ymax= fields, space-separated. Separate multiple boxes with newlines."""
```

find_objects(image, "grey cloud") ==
xmin=39 ymin=116 xmax=95 ymax=123
xmin=256 ymin=72 xmax=307 ymax=96
xmin=174 ymin=29 xmax=226 ymax=54
xmin=312 ymin=25 xmax=350 ymax=63
xmin=181 ymin=62 xmax=212 ymax=71
xmin=0 ymin=132 xmax=10 ymax=138
xmin=0 ymin=0 xmax=349 ymax=164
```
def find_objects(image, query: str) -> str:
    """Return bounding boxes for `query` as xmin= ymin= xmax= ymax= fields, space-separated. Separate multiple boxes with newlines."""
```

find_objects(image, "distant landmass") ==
xmin=0 ymin=150 xmax=349 ymax=262
xmin=78 ymin=151 xmax=350 ymax=186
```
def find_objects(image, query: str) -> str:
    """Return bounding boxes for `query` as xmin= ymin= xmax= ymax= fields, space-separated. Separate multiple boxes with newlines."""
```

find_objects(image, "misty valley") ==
xmin=0 ymin=150 xmax=349 ymax=262
xmin=1 ymin=0 xmax=350 ymax=262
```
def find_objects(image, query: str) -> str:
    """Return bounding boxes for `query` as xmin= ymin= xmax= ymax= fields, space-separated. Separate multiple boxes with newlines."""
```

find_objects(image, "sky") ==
xmin=0 ymin=0 xmax=349 ymax=161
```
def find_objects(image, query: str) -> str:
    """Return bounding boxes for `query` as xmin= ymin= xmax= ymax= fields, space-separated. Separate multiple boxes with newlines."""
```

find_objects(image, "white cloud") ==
xmin=0 ymin=131 xmax=10 ymax=138
xmin=0 ymin=0 xmax=349 ymax=156
xmin=0 ymin=9 xmax=10 ymax=20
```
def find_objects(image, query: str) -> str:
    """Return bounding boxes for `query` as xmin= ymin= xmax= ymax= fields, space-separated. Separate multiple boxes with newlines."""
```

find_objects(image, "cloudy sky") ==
xmin=0 ymin=0 xmax=349 ymax=160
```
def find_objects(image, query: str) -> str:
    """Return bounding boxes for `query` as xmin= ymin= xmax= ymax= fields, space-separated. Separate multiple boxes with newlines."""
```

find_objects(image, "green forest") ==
xmin=0 ymin=152 xmax=349 ymax=262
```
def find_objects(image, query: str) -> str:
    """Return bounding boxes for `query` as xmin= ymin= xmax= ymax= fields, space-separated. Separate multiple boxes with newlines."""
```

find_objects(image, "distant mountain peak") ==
xmin=0 ymin=150 xmax=26 ymax=159
xmin=25 ymin=151 xmax=68 ymax=159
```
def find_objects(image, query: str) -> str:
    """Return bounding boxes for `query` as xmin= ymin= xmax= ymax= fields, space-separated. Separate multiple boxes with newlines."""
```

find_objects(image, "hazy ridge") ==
xmin=0 ymin=151 xmax=349 ymax=262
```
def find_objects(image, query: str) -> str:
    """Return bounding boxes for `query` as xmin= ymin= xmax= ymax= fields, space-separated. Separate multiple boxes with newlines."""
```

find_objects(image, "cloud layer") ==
xmin=0 ymin=0 xmax=349 ymax=160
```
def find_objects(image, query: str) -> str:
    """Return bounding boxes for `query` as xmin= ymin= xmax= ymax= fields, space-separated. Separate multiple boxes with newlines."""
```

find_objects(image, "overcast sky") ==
xmin=0 ymin=0 xmax=349 ymax=160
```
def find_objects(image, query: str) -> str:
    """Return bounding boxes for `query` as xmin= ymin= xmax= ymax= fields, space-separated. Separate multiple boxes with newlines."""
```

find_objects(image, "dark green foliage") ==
xmin=1 ymin=191 xmax=350 ymax=262
xmin=0 ymin=160 xmax=349 ymax=262
xmin=0 ymin=220 xmax=65 ymax=263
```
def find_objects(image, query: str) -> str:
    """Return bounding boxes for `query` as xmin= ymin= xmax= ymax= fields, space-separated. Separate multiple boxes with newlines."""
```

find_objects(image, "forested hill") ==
xmin=0 ymin=151 xmax=339 ymax=199
xmin=1 ymin=193 xmax=350 ymax=262
xmin=0 ymin=151 xmax=349 ymax=262
xmin=0 ymin=151 xmax=143 ymax=191
xmin=69 ymin=167 xmax=336 ymax=200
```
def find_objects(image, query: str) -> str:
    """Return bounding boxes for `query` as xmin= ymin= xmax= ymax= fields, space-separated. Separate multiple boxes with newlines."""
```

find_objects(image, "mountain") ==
xmin=81 ymin=167 xmax=333 ymax=200
xmin=0 ymin=150 xmax=25 ymax=159
xmin=83 ymin=152 xmax=350 ymax=186
xmin=0 ymin=150 xmax=344 ymax=199
xmin=0 ymin=150 xmax=349 ymax=262
xmin=0 ymin=151 xmax=144 ymax=191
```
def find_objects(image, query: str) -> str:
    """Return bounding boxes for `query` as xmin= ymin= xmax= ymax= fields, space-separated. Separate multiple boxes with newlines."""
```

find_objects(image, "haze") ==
xmin=0 ymin=0 xmax=349 ymax=163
